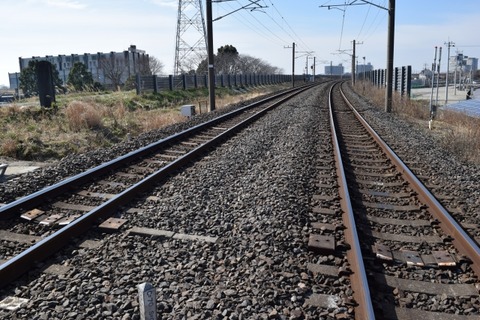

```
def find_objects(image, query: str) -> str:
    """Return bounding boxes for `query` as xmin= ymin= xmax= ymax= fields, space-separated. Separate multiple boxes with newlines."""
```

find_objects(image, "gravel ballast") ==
xmin=0 ymin=82 xmax=478 ymax=319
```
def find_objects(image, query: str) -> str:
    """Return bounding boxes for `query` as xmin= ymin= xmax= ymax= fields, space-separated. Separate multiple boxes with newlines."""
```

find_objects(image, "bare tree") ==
xmin=99 ymin=54 xmax=126 ymax=90
xmin=149 ymin=56 xmax=165 ymax=76
xmin=237 ymin=54 xmax=282 ymax=74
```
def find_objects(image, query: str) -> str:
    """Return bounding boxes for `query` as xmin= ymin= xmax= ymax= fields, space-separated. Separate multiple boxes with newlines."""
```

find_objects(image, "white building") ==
xmin=325 ymin=64 xmax=344 ymax=75
xmin=356 ymin=62 xmax=374 ymax=75
xmin=17 ymin=45 xmax=150 ymax=88
xmin=449 ymin=53 xmax=478 ymax=73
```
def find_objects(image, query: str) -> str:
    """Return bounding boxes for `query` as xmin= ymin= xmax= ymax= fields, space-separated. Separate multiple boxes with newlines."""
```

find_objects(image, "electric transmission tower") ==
xmin=174 ymin=0 xmax=208 ymax=76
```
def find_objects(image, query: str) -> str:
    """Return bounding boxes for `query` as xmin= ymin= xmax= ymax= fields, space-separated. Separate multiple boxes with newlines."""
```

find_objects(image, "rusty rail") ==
xmin=338 ymin=82 xmax=480 ymax=277
xmin=0 ymin=84 xmax=315 ymax=289
xmin=328 ymin=83 xmax=376 ymax=319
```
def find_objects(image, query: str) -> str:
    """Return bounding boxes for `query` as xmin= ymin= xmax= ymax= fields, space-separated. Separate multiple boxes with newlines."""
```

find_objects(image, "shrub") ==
xmin=65 ymin=101 xmax=103 ymax=131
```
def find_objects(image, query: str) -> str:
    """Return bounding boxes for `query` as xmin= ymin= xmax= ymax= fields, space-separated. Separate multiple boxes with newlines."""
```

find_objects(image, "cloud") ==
xmin=149 ymin=0 xmax=177 ymax=9
xmin=44 ymin=0 xmax=87 ymax=9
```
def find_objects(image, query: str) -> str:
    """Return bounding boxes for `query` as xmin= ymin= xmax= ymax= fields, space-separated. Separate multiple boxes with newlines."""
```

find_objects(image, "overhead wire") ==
xmin=215 ymin=0 xmax=314 ymax=54
xmin=265 ymin=0 xmax=313 ymax=52
xmin=358 ymin=0 xmax=387 ymax=42
xmin=356 ymin=3 xmax=371 ymax=40
xmin=215 ymin=1 xmax=287 ymax=46
xmin=338 ymin=1 xmax=347 ymax=50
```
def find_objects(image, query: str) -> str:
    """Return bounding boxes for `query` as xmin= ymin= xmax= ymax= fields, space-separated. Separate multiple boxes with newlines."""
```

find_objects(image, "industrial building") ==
xmin=14 ymin=45 xmax=149 ymax=89
xmin=325 ymin=64 xmax=344 ymax=76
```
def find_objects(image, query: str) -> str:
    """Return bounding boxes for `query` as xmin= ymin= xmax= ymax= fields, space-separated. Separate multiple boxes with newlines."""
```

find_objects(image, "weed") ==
xmin=0 ymin=85 xmax=288 ymax=161
xmin=65 ymin=101 xmax=103 ymax=131
xmin=354 ymin=81 xmax=480 ymax=164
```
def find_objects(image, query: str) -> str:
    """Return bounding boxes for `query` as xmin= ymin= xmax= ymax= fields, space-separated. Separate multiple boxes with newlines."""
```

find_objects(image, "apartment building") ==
xmin=18 ymin=45 xmax=150 ymax=87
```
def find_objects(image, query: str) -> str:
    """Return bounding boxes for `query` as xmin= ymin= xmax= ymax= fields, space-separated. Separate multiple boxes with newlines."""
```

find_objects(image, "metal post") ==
xmin=406 ymin=65 xmax=412 ymax=98
xmin=362 ymin=56 xmax=366 ymax=93
xmin=313 ymin=56 xmax=316 ymax=81
xmin=206 ymin=0 xmax=216 ymax=111
xmin=169 ymin=75 xmax=174 ymax=91
xmin=445 ymin=41 xmax=454 ymax=105
xmin=352 ymin=39 xmax=356 ymax=85
xmin=385 ymin=0 xmax=395 ymax=112
xmin=305 ymin=56 xmax=308 ymax=82
xmin=153 ymin=75 xmax=158 ymax=93
xmin=429 ymin=46 xmax=438 ymax=119
xmin=435 ymin=46 xmax=442 ymax=106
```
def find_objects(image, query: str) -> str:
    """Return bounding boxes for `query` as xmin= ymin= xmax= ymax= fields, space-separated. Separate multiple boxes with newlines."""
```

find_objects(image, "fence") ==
xmin=135 ymin=73 xmax=294 ymax=95
xmin=364 ymin=66 xmax=412 ymax=98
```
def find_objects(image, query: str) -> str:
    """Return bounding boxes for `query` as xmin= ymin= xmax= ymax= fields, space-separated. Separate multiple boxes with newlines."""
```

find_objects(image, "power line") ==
xmin=359 ymin=1 xmax=387 ymax=42
xmin=218 ymin=0 xmax=314 ymax=54
xmin=216 ymin=1 xmax=287 ymax=45
xmin=338 ymin=3 xmax=347 ymax=50
xmin=265 ymin=0 xmax=313 ymax=52
xmin=356 ymin=3 xmax=371 ymax=40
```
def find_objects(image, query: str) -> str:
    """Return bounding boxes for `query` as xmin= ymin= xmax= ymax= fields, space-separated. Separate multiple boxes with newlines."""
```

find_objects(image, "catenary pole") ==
xmin=429 ymin=46 xmax=438 ymax=119
xmin=385 ymin=0 xmax=395 ymax=112
xmin=292 ymin=43 xmax=296 ymax=87
xmin=352 ymin=40 xmax=356 ymax=85
xmin=435 ymin=46 xmax=442 ymax=106
xmin=206 ymin=0 xmax=216 ymax=111
xmin=320 ymin=0 xmax=395 ymax=112
xmin=445 ymin=41 xmax=454 ymax=105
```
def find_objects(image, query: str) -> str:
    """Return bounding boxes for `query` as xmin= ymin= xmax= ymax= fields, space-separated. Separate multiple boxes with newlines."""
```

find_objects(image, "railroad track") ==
xmin=1 ymin=81 xmax=478 ymax=319
xmin=308 ymin=81 xmax=479 ymax=319
xmin=0 ymin=84 xmax=316 ymax=289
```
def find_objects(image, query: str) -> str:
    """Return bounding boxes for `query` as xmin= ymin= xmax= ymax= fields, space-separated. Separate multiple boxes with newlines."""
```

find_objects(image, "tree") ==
xmin=195 ymin=45 xmax=283 ymax=76
xmin=149 ymin=56 xmax=165 ymax=76
xmin=99 ymin=54 xmax=126 ymax=90
xmin=19 ymin=60 xmax=63 ymax=95
xmin=216 ymin=45 xmax=239 ymax=74
xmin=237 ymin=55 xmax=281 ymax=74
xmin=67 ymin=62 xmax=94 ymax=91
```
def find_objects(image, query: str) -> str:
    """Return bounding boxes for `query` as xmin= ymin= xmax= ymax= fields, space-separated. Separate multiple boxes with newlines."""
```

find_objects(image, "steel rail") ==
xmin=328 ymin=83 xmax=376 ymax=319
xmin=0 ymin=84 xmax=315 ymax=220
xmin=0 ymin=85 xmax=314 ymax=289
xmin=338 ymin=82 xmax=480 ymax=277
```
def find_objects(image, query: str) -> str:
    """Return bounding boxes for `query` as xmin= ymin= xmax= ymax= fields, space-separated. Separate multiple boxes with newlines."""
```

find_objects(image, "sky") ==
xmin=1 ymin=0 xmax=480 ymax=87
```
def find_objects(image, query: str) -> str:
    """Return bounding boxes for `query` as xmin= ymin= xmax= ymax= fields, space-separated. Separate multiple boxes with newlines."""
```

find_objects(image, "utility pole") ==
xmin=385 ymin=0 xmax=395 ymax=113
xmin=205 ymin=0 xmax=266 ymax=111
xmin=206 ymin=0 xmax=215 ymax=111
xmin=363 ymin=56 xmax=366 ymax=93
xmin=444 ymin=40 xmax=455 ymax=105
xmin=292 ymin=43 xmax=295 ymax=87
xmin=429 ymin=46 xmax=438 ymax=119
xmin=320 ymin=0 xmax=395 ymax=112
xmin=435 ymin=46 xmax=442 ymax=107
xmin=313 ymin=56 xmax=316 ymax=81
xmin=284 ymin=43 xmax=296 ymax=87
xmin=352 ymin=39 xmax=356 ymax=85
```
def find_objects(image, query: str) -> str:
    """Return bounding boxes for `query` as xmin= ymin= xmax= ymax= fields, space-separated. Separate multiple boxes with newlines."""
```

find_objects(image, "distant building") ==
xmin=8 ymin=72 xmax=20 ymax=90
xmin=449 ymin=53 xmax=478 ymax=74
xmin=356 ymin=62 xmax=374 ymax=75
xmin=325 ymin=64 xmax=344 ymax=75
xmin=18 ymin=45 xmax=150 ymax=87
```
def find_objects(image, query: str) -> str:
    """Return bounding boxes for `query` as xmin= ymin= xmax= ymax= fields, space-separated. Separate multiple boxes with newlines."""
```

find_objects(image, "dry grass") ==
xmin=65 ymin=101 xmax=103 ymax=131
xmin=140 ymin=111 xmax=186 ymax=132
xmin=1 ymin=139 xmax=18 ymax=158
xmin=358 ymin=82 xmax=430 ymax=119
xmin=436 ymin=110 xmax=480 ymax=162
xmin=0 ymin=86 xmax=285 ymax=161
xmin=354 ymin=81 xmax=480 ymax=164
